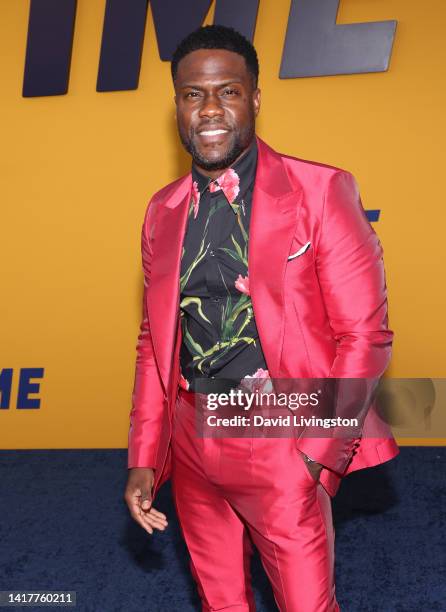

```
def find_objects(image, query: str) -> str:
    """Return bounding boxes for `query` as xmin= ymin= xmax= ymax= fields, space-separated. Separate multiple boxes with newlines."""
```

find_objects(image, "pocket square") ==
xmin=287 ymin=241 xmax=311 ymax=261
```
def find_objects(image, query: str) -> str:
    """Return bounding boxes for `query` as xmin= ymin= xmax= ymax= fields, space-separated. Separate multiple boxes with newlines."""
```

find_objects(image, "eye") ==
xmin=185 ymin=91 xmax=200 ymax=98
xmin=222 ymin=88 xmax=239 ymax=96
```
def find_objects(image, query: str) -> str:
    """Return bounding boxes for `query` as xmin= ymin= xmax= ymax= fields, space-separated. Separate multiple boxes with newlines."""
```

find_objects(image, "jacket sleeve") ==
xmin=127 ymin=199 xmax=166 ymax=469
xmin=295 ymin=170 xmax=393 ymax=474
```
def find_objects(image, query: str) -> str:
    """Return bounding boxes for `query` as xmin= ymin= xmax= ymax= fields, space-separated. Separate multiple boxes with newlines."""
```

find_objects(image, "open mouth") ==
xmin=198 ymin=129 xmax=229 ymax=137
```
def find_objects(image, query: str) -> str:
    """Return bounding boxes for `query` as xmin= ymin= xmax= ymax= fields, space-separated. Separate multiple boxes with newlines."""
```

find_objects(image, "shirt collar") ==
xmin=191 ymin=139 xmax=258 ymax=214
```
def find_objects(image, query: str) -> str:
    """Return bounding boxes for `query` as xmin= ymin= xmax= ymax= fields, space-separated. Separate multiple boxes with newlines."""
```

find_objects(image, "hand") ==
xmin=124 ymin=467 xmax=168 ymax=535
xmin=302 ymin=455 xmax=323 ymax=483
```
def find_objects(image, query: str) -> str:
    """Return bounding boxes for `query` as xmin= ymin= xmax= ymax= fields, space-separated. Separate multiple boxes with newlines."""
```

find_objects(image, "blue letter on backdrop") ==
xmin=280 ymin=0 xmax=397 ymax=78
xmin=17 ymin=368 xmax=44 ymax=409
xmin=22 ymin=0 xmax=396 ymax=90
xmin=0 ymin=369 xmax=13 ymax=409
xmin=23 ymin=0 xmax=77 ymax=97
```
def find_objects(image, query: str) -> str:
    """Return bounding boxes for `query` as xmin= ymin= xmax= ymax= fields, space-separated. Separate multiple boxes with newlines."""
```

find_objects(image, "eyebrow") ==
xmin=178 ymin=79 xmax=244 ymax=90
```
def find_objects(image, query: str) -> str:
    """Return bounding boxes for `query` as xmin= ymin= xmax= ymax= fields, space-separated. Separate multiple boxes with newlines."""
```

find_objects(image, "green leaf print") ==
xmin=228 ymin=293 xmax=251 ymax=324
xmin=194 ymin=337 xmax=256 ymax=372
xmin=180 ymin=296 xmax=211 ymax=324
xmin=180 ymin=216 xmax=211 ymax=291
xmin=218 ymin=247 xmax=241 ymax=262
xmin=183 ymin=323 xmax=205 ymax=358
xmin=236 ymin=210 xmax=248 ymax=243
xmin=231 ymin=235 xmax=244 ymax=261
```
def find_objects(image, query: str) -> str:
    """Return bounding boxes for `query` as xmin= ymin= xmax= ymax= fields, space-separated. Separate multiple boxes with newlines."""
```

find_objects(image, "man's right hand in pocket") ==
xmin=124 ymin=467 xmax=168 ymax=535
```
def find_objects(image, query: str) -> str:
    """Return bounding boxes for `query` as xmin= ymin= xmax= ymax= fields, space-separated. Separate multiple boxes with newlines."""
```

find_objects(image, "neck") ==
xmin=193 ymin=139 xmax=254 ymax=180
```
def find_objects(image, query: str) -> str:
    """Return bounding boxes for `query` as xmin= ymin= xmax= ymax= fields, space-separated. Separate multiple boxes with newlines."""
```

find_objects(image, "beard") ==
xmin=179 ymin=123 xmax=254 ymax=171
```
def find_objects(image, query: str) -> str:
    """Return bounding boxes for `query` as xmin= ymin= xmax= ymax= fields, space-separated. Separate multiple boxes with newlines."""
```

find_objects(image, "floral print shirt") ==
xmin=179 ymin=140 xmax=269 ymax=392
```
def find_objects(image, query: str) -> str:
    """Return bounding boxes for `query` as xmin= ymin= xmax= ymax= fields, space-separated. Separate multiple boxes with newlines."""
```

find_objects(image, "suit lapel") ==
xmin=249 ymin=137 xmax=304 ymax=377
xmin=147 ymin=175 xmax=192 ymax=394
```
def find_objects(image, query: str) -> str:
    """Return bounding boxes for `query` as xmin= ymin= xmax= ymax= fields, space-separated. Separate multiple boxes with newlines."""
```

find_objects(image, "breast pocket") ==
xmin=286 ymin=243 xmax=315 ymax=274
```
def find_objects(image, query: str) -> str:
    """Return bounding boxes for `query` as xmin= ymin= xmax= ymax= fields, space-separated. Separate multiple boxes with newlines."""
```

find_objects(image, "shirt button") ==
xmin=209 ymin=250 xmax=215 ymax=257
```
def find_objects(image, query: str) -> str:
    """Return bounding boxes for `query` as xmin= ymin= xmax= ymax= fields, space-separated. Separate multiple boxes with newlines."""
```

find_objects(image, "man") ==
xmin=124 ymin=25 xmax=398 ymax=611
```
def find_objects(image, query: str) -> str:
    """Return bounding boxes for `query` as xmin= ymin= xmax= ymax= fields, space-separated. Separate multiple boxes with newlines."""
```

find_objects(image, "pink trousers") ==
xmin=171 ymin=389 xmax=340 ymax=612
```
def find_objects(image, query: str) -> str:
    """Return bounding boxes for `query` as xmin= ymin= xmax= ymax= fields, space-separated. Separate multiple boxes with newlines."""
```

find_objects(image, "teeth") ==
xmin=199 ymin=129 xmax=227 ymax=136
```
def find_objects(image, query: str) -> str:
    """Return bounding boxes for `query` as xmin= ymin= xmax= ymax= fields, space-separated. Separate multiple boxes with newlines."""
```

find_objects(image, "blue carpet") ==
xmin=0 ymin=448 xmax=445 ymax=611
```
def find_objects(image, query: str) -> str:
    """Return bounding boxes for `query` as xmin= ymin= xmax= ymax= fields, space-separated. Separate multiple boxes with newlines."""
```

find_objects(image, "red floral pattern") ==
xmin=242 ymin=367 xmax=272 ymax=394
xmin=247 ymin=368 xmax=269 ymax=378
xmin=235 ymin=274 xmax=250 ymax=295
xmin=209 ymin=168 xmax=240 ymax=204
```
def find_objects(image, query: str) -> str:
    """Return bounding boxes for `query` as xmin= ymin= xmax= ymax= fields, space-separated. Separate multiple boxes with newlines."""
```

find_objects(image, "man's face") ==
xmin=174 ymin=49 xmax=260 ymax=175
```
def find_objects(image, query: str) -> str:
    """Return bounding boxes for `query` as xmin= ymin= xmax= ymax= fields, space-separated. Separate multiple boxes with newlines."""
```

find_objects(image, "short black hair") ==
xmin=171 ymin=25 xmax=259 ymax=88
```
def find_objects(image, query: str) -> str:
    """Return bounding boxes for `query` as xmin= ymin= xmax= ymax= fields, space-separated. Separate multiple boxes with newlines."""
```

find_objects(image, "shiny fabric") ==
xmin=171 ymin=388 xmax=340 ymax=612
xmin=127 ymin=136 xmax=399 ymax=499
xmin=179 ymin=140 xmax=268 ymax=391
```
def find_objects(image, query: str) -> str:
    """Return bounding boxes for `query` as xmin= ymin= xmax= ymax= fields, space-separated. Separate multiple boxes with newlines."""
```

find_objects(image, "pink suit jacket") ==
xmin=128 ymin=136 xmax=399 ymax=498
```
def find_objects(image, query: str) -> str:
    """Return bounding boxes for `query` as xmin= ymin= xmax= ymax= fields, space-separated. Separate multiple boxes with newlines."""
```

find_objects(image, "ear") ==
xmin=253 ymin=88 xmax=261 ymax=117
xmin=173 ymin=95 xmax=178 ymax=121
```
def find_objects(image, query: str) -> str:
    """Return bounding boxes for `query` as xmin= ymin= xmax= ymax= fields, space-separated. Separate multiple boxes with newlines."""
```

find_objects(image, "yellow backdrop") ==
xmin=1 ymin=0 xmax=445 ymax=448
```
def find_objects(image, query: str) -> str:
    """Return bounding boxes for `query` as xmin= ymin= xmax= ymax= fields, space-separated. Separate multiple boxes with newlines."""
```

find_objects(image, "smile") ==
xmin=198 ymin=129 xmax=229 ymax=136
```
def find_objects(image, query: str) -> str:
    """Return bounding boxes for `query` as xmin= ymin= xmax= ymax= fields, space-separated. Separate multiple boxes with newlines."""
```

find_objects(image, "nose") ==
xmin=198 ymin=93 xmax=224 ymax=119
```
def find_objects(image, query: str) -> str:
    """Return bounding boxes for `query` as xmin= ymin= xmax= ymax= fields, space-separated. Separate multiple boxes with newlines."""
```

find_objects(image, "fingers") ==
xmin=141 ymin=496 xmax=151 ymax=511
xmin=128 ymin=507 xmax=153 ymax=535
xmin=146 ymin=507 xmax=168 ymax=521
xmin=139 ymin=506 xmax=168 ymax=533
xmin=126 ymin=494 xmax=168 ymax=534
xmin=127 ymin=496 xmax=151 ymax=533
xmin=129 ymin=502 xmax=167 ymax=535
